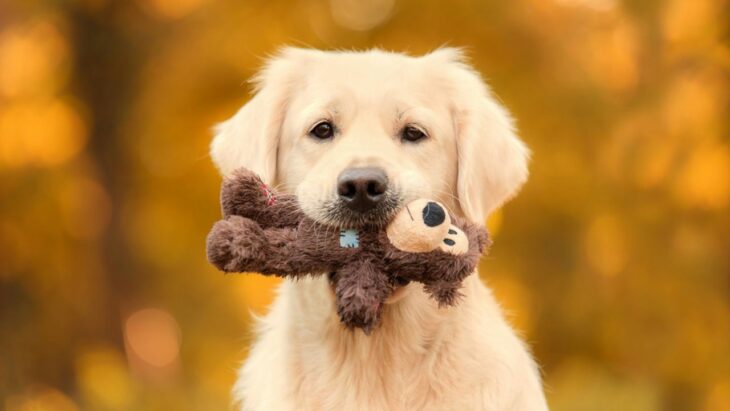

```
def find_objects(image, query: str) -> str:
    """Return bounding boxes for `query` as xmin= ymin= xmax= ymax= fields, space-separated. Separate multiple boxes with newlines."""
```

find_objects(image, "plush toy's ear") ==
xmin=426 ymin=48 xmax=530 ymax=223
xmin=211 ymin=47 xmax=313 ymax=183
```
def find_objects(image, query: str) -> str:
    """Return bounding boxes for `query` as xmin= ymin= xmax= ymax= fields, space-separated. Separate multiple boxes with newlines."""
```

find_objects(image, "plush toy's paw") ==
xmin=206 ymin=215 xmax=267 ymax=272
xmin=337 ymin=302 xmax=382 ymax=335
xmin=386 ymin=199 xmax=452 ymax=253
xmin=220 ymin=168 xmax=277 ymax=218
xmin=475 ymin=227 xmax=491 ymax=254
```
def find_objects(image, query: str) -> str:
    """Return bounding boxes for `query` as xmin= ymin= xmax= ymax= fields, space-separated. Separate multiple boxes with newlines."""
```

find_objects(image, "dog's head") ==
xmin=211 ymin=47 xmax=529 ymax=227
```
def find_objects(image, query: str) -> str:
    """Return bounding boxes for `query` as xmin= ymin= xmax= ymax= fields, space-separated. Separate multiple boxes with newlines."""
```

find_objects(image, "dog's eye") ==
xmin=401 ymin=125 xmax=427 ymax=143
xmin=309 ymin=121 xmax=335 ymax=140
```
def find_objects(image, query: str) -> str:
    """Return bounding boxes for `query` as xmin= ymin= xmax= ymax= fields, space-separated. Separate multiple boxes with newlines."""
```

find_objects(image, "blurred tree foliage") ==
xmin=0 ymin=0 xmax=727 ymax=410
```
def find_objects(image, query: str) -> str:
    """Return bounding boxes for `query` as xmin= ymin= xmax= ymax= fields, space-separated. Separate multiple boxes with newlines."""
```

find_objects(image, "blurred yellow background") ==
xmin=0 ymin=0 xmax=727 ymax=410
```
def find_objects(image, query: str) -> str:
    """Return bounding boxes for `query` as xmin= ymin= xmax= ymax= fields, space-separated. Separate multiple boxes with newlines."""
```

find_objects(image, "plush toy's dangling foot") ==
xmin=332 ymin=260 xmax=394 ymax=334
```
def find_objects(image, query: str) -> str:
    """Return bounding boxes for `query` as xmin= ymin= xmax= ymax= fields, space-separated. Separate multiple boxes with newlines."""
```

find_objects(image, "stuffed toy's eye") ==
xmin=310 ymin=121 xmax=335 ymax=139
xmin=401 ymin=125 xmax=427 ymax=142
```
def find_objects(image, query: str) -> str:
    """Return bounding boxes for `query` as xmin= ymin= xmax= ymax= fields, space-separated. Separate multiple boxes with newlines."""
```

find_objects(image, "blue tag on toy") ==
xmin=339 ymin=229 xmax=359 ymax=248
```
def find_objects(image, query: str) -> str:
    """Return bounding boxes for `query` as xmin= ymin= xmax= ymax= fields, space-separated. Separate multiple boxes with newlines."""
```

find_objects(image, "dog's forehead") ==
xmin=299 ymin=53 xmax=438 ymax=99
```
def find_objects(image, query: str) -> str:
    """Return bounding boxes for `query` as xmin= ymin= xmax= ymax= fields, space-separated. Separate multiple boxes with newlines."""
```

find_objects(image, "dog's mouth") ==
xmin=317 ymin=193 xmax=403 ymax=228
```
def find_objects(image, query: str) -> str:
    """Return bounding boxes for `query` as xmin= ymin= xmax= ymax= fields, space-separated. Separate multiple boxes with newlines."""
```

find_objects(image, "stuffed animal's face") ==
xmin=386 ymin=199 xmax=469 ymax=255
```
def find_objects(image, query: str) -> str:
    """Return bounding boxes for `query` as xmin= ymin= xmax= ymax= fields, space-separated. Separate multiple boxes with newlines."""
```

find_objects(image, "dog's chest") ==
xmin=288 ymin=334 xmax=472 ymax=411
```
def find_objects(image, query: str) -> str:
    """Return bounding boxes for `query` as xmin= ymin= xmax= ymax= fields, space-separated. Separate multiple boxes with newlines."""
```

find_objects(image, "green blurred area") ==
xmin=0 ymin=0 xmax=727 ymax=410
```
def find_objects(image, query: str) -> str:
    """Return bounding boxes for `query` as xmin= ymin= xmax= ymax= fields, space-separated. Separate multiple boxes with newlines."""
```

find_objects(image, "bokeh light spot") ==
xmin=0 ymin=20 xmax=70 ymax=98
xmin=124 ymin=308 xmax=181 ymax=368
xmin=580 ymin=19 xmax=640 ymax=93
xmin=553 ymin=0 xmax=616 ymax=12
xmin=139 ymin=0 xmax=208 ymax=19
xmin=329 ymin=0 xmax=395 ymax=31
xmin=5 ymin=387 xmax=80 ymax=411
xmin=673 ymin=144 xmax=729 ymax=210
xmin=704 ymin=379 xmax=730 ymax=411
xmin=664 ymin=71 xmax=724 ymax=138
xmin=0 ymin=98 xmax=88 ymax=168
xmin=663 ymin=0 xmax=722 ymax=47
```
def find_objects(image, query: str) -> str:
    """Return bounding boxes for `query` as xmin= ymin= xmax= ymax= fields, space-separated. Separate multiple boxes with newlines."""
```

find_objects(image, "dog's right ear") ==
xmin=211 ymin=47 xmax=313 ymax=183
xmin=425 ymin=48 xmax=530 ymax=224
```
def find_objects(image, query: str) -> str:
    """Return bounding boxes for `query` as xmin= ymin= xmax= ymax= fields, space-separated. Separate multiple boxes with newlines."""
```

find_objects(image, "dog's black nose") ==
xmin=422 ymin=202 xmax=446 ymax=227
xmin=337 ymin=167 xmax=388 ymax=212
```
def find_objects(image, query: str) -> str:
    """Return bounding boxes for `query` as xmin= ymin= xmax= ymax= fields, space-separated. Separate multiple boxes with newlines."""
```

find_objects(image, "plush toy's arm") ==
xmin=220 ymin=168 xmax=302 ymax=228
xmin=385 ymin=218 xmax=489 ymax=306
xmin=422 ymin=219 xmax=489 ymax=305
xmin=206 ymin=215 xmax=334 ymax=276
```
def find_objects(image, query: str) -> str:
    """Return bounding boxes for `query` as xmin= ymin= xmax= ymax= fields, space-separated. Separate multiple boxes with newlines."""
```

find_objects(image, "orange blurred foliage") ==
xmin=0 ymin=0 xmax=727 ymax=410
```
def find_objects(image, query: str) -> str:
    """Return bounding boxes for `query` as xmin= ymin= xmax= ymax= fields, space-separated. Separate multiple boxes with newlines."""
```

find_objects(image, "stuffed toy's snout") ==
xmin=206 ymin=168 xmax=490 ymax=333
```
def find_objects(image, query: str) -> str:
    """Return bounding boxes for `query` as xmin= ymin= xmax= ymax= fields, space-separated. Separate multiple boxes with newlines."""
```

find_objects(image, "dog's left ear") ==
xmin=211 ymin=47 xmax=316 ymax=183
xmin=427 ymin=48 xmax=530 ymax=223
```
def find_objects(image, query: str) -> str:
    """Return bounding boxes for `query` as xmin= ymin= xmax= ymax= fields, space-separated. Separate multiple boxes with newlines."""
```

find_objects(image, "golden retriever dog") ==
xmin=211 ymin=47 xmax=548 ymax=411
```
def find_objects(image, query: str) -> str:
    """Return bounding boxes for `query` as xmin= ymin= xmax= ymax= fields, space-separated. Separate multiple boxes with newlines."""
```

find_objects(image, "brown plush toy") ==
xmin=206 ymin=168 xmax=490 ymax=333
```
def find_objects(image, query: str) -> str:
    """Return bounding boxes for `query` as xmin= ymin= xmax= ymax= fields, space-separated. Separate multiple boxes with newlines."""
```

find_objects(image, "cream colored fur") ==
xmin=211 ymin=47 xmax=548 ymax=411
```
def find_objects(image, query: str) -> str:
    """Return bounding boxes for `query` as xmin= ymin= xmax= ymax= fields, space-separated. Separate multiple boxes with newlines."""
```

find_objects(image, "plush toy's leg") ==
xmin=398 ymin=249 xmax=477 ymax=307
xmin=332 ymin=260 xmax=394 ymax=334
xmin=387 ymin=216 xmax=489 ymax=307
xmin=220 ymin=169 xmax=301 ymax=228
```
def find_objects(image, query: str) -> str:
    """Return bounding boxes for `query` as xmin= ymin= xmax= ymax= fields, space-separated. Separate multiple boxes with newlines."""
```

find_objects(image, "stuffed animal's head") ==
xmin=386 ymin=199 xmax=470 ymax=255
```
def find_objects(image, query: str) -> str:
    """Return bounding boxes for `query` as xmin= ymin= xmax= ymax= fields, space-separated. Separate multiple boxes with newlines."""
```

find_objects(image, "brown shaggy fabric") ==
xmin=207 ymin=168 xmax=490 ymax=333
